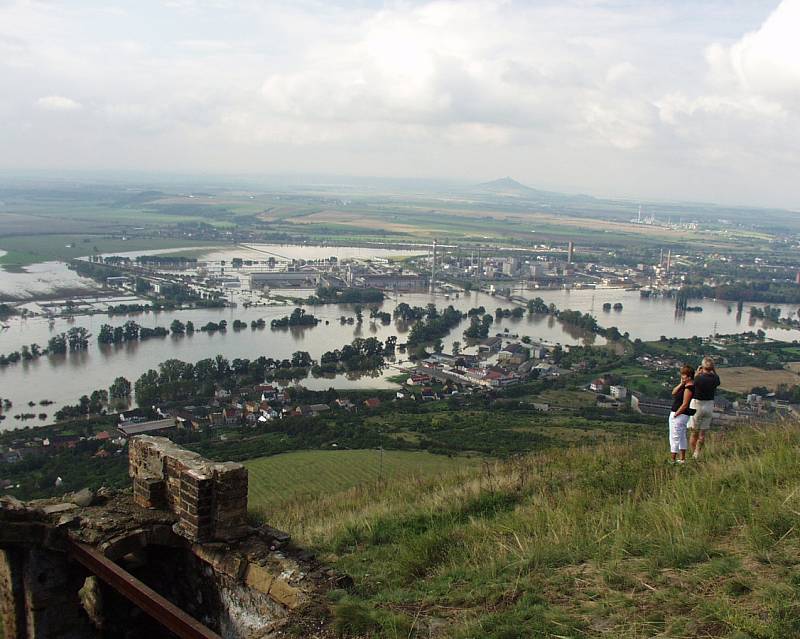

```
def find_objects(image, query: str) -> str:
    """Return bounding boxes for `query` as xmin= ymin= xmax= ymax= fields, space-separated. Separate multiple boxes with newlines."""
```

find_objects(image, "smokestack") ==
xmin=429 ymin=238 xmax=437 ymax=294
xmin=567 ymin=241 xmax=574 ymax=264
xmin=666 ymin=250 xmax=672 ymax=273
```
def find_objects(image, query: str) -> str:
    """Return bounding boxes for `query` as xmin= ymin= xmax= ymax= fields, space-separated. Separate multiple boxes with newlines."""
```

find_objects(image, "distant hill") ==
xmin=476 ymin=177 xmax=538 ymax=194
xmin=473 ymin=177 xmax=593 ymax=203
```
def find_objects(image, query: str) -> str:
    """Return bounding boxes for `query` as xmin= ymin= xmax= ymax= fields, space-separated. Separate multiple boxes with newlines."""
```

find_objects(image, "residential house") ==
xmin=529 ymin=345 xmax=548 ymax=359
xmin=428 ymin=353 xmax=459 ymax=366
xmin=117 ymin=418 xmax=177 ymax=438
xmin=498 ymin=343 xmax=530 ymax=365
xmin=534 ymin=363 xmax=560 ymax=377
xmin=364 ymin=398 xmax=382 ymax=409
xmin=308 ymin=404 xmax=331 ymax=416
xmin=477 ymin=336 xmax=503 ymax=354
xmin=421 ymin=387 xmax=437 ymax=401
xmin=484 ymin=368 xmax=520 ymax=387
xmin=176 ymin=407 xmax=210 ymax=431
xmin=589 ymin=378 xmax=608 ymax=393
xmin=517 ymin=360 xmax=537 ymax=376
xmin=244 ymin=401 xmax=260 ymax=415
xmin=609 ymin=385 xmax=627 ymax=400
xmin=223 ymin=407 xmax=243 ymax=425
xmin=209 ymin=412 xmax=225 ymax=428
xmin=255 ymin=384 xmax=277 ymax=400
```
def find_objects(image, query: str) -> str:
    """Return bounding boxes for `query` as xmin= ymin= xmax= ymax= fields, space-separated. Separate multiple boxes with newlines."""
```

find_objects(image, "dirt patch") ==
xmin=718 ymin=366 xmax=800 ymax=393
xmin=786 ymin=362 xmax=800 ymax=374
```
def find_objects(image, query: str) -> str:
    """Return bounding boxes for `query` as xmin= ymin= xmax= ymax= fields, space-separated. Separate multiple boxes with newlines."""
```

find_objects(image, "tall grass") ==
xmin=266 ymin=419 xmax=800 ymax=638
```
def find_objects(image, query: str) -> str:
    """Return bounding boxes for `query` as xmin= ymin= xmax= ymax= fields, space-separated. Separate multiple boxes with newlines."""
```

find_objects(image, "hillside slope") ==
xmin=263 ymin=419 xmax=800 ymax=638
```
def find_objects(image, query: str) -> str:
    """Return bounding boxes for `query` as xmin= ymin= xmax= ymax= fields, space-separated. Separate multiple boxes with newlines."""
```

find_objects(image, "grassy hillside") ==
xmin=265 ymin=419 xmax=800 ymax=638
xmin=246 ymin=449 xmax=480 ymax=512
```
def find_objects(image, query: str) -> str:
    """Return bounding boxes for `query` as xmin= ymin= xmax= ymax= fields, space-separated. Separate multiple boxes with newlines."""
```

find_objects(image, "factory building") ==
xmin=249 ymin=271 xmax=321 ymax=289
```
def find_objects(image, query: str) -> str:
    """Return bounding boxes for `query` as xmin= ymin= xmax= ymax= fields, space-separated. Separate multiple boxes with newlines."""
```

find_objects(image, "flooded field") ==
xmin=2 ymin=244 xmax=800 ymax=431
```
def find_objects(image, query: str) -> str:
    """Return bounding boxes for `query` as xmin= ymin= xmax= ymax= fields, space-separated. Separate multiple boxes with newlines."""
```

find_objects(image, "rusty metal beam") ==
xmin=67 ymin=540 xmax=222 ymax=639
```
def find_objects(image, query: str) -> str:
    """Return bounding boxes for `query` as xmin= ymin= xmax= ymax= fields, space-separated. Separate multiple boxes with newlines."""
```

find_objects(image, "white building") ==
xmin=609 ymin=385 xmax=627 ymax=400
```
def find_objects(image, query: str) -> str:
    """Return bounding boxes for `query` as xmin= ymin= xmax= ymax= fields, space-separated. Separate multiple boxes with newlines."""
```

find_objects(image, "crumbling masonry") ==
xmin=1 ymin=436 xmax=344 ymax=639
xmin=129 ymin=436 xmax=249 ymax=542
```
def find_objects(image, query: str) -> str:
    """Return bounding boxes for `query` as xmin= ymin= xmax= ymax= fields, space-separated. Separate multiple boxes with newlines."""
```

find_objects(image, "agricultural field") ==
xmin=2 ymin=179 xmax=787 ymax=262
xmin=520 ymin=389 xmax=598 ymax=409
xmin=606 ymin=362 xmax=674 ymax=398
xmin=718 ymin=365 xmax=800 ymax=393
xmin=0 ymin=185 xmax=263 ymax=226
xmin=245 ymin=449 xmax=480 ymax=512
xmin=0 ymin=234 xmax=220 ymax=269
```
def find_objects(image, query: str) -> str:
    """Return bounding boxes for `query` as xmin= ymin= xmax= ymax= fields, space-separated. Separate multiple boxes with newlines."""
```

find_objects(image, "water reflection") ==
xmin=2 ymin=287 xmax=800 ymax=431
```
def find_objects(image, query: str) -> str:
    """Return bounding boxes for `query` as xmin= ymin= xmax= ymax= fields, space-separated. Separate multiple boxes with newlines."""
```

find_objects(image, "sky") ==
xmin=1 ymin=0 xmax=799 ymax=208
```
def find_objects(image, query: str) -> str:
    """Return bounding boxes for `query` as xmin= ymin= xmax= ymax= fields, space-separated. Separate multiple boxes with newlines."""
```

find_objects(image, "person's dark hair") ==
xmin=680 ymin=364 xmax=695 ymax=378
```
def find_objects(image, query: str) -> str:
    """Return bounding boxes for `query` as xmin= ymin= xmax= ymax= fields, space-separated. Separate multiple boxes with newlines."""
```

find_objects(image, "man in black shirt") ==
xmin=688 ymin=356 xmax=721 ymax=459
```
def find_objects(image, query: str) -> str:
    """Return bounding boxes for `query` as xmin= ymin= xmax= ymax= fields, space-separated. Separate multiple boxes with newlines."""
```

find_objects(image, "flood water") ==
xmin=0 ymin=260 xmax=100 ymax=300
xmin=2 ymin=247 xmax=800 ymax=431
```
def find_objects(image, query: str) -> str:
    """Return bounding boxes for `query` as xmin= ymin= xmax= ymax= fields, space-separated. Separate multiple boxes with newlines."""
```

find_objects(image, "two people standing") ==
xmin=669 ymin=357 xmax=720 ymax=463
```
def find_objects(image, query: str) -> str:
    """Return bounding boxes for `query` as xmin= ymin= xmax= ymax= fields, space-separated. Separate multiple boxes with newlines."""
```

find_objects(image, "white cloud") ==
xmin=0 ymin=0 xmax=798 ymax=206
xmin=726 ymin=0 xmax=800 ymax=99
xmin=35 ymin=95 xmax=82 ymax=111
xmin=254 ymin=0 xmax=662 ymax=154
xmin=651 ymin=0 xmax=799 ymax=200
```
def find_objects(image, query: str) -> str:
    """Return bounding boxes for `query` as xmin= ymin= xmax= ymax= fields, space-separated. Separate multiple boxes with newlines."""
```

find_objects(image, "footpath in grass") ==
xmin=246 ymin=449 xmax=480 ymax=513
xmin=270 ymin=420 xmax=800 ymax=638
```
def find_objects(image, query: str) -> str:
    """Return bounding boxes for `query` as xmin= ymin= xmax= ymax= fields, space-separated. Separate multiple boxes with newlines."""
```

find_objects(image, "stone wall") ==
xmin=129 ymin=436 xmax=248 ymax=543
xmin=0 ymin=546 xmax=98 ymax=639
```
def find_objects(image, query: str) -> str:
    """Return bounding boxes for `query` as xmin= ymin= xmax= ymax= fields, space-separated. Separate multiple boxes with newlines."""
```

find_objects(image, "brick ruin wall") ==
xmin=129 ymin=435 xmax=248 ymax=542
xmin=0 ymin=437 xmax=346 ymax=638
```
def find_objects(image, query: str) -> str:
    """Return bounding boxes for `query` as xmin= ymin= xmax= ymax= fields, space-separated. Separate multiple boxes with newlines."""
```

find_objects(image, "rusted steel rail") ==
xmin=68 ymin=540 xmax=222 ymax=639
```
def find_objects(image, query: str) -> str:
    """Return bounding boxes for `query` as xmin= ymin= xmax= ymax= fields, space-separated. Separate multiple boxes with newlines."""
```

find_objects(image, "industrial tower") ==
xmin=429 ymin=238 xmax=438 ymax=294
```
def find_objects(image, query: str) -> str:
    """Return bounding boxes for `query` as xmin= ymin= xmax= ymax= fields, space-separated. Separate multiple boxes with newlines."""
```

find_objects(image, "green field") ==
xmin=245 ymin=449 xmax=480 ymax=512
xmin=0 ymin=234 xmax=221 ymax=268
xmin=527 ymin=388 xmax=598 ymax=408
